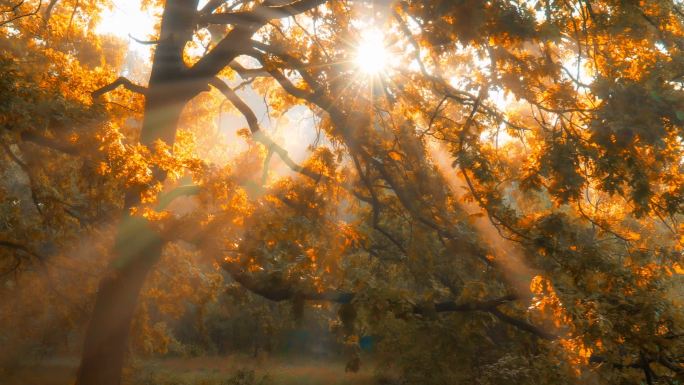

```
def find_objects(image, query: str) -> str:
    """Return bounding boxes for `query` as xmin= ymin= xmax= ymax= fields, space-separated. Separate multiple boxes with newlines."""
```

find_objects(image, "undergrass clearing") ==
xmin=2 ymin=355 xmax=378 ymax=385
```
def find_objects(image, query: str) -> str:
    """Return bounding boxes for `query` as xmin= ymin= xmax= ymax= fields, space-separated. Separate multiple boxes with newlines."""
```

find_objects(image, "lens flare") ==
xmin=354 ymin=29 xmax=388 ymax=75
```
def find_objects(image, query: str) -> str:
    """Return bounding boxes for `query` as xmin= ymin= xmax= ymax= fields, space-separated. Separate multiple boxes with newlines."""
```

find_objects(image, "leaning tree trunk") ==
xmin=76 ymin=1 xmax=199 ymax=384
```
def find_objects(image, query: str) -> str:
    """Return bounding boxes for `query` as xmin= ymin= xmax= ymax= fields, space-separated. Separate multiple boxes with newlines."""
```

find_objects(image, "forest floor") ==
xmin=1 ymin=354 xmax=378 ymax=385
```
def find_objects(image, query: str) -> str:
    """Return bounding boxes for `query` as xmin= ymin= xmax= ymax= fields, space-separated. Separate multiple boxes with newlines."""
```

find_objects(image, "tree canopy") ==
xmin=1 ymin=1 xmax=683 ymax=384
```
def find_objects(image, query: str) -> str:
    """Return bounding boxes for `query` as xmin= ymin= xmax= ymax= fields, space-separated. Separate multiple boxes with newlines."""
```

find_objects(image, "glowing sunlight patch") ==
xmin=96 ymin=0 xmax=157 ymax=54
xmin=354 ymin=29 xmax=388 ymax=75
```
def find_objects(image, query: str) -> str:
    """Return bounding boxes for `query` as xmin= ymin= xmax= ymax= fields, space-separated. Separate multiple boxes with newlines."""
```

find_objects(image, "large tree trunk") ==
xmin=76 ymin=1 xmax=198 ymax=384
xmin=75 ymin=227 xmax=163 ymax=385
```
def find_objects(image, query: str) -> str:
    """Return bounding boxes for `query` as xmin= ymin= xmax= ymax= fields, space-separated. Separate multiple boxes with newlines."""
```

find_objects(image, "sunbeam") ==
xmin=354 ymin=29 xmax=389 ymax=75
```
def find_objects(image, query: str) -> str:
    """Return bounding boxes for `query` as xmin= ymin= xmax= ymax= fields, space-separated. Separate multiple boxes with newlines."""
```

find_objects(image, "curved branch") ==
xmin=209 ymin=77 xmax=321 ymax=180
xmin=245 ymin=45 xmax=494 ymax=267
xmin=0 ymin=240 xmax=45 ymax=261
xmin=0 ymin=0 xmax=41 ymax=26
xmin=202 ymin=0 xmax=325 ymax=25
xmin=0 ymin=240 xmax=45 ymax=277
xmin=92 ymin=77 xmax=147 ymax=99
xmin=199 ymin=0 xmax=229 ymax=15
xmin=1 ymin=141 xmax=44 ymax=215
xmin=189 ymin=0 xmax=327 ymax=84
xmin=489 ymin=308 xmax=556 ymax=340
xmin=222 ymin=259 xmax=553 ymax=340
xmin=20 ymin=130 xmax=79 ymax=155
xmin=229 ymin=61 xmax=270 ymax=78
xmin=128 ymin=33 xmax=162 ymax=45
xmin=209 ymin=76 xmax=372 ymax=204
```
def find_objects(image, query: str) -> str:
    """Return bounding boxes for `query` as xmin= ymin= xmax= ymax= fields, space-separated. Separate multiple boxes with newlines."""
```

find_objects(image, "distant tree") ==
xmin=1 ymin=1 xmax=683 ymax=385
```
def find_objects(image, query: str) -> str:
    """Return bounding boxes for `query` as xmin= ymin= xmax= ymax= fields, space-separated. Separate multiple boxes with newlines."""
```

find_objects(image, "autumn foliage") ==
xmin=1 ymin=1 xmax=683 ymax=384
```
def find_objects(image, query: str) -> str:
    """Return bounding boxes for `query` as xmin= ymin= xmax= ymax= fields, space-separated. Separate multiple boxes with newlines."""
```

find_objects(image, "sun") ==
xmin=354 ymin=29 xmax=389 ymax=75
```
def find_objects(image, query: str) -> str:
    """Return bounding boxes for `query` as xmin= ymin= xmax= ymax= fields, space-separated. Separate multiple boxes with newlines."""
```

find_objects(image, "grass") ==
xmin=1 ymin=355 xmax=377 ymax=385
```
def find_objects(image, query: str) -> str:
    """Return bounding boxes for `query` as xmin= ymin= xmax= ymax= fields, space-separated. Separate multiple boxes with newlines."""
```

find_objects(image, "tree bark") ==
xmin=75 ymin=227 xmax=163 ymax=385
xmin=76 ymin=1 xmax=198 ymax=384
xmin=76 ymin=1 xmax=328 ymax=382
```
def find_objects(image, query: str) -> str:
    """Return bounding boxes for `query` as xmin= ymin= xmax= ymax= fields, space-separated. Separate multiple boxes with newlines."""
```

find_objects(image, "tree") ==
xmin=1 ymin=1 xmax=683 ymax=385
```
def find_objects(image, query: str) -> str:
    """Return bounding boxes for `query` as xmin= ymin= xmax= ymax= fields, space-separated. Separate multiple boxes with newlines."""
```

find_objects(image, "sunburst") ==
xmin=354 ymin=29 xmax=389 ymax=75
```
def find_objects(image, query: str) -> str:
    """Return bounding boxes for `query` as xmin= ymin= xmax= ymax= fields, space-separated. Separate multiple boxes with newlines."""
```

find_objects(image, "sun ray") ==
xmin=354 ymin=29 xmax=390 ymax=75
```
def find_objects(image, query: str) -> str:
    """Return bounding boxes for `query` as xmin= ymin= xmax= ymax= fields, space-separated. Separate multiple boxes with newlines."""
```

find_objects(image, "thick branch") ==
xmin=187 ymin=25 xmax=262 ymax=84
xmin=202 ymin=0 xmax=325 ymax=25
xmin=0 ymin=240 xmax=45 ymax=277
xmin=489 ymin=308 xmax=556 ymax=340
xmin=92 ymin=77 xmax=147 ymax=99
xmin=250 ymin=41 xmax=322 ymax=92
xmin=199 ymin=0 xmax=229 ymax=15
xmin=232 ymin=45 xmax=546 ymax=343
xmin=43 ymin=0 xmax=58 ymax=22
xmin=431 ymin=294 xmax=518 ymax=313
xmin=0 ymin=240 xmax=44 ymax=261
xmin=189 ymin=0 xmax=326 ymax=84
xmin=222 ymin=259 xmax=554 ymax=340
xmin=20 ymin=131 xmax=79 ymax=155
xmin=657 ymin=356 xmax=684 ymax=374
xmin=228 ymin=61 xmax=270 ymax=78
